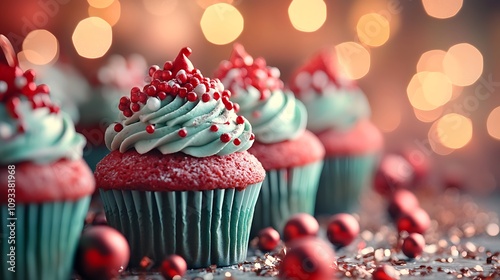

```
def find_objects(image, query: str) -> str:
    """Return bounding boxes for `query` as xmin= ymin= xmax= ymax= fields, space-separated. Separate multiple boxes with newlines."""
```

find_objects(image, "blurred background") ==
xmin=0 ymin=0 xmax=499 ymax=194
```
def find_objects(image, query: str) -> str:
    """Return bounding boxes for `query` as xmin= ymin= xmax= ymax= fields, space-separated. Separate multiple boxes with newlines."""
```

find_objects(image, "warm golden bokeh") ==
xmin=87 ymin=0 xmax=115 ymax=9
xmin=348 ymin=0 xmax=402 ymax=37
xmin=443 ymin=43 xmax=483 ymax=87
xmin=72 ymin=17 xmax=113 ymax=59
xmin=335 ymin=42 xmax=371 ymax=80
xmin=200 ymin=3 xmax=244 ymax=45
xmin=435 ymin=113 xmax=473 ymax=149
xmin=421 ymin=72 xmax=452 ymax=107
xmin=487 ymin=106 xmax=500 ymax=140
xmin=143 ymin=0 xmax=178 ymax=16
xmin=288 ymin=0 xmax=327 ymax=32
xmin=422 ymin=0 xmax=463 ymax=19
xmin=413 ymin=106 xmax=443 ymax=123
xmin=88 ymin=0 xmax=121 ymax=26
xmin=428 ymin=121 xmax=455 ymax=155
xmin=356 ymin=13 xmax=390 ymax=47
xmin=22 ymin=29 xmax=59 ymax=66
xmin=416 ymin=49 xmax=446 ymax=73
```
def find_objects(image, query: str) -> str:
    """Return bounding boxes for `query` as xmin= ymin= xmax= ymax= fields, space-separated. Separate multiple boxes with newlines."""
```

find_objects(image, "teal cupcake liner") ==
xmin=100 ymin=182 xmax=262 ymax=269
xmin=0 ymin=197 xmax=91 ymax=280
xmin=251 ymin=161 xmax=323 ymax=237
xmin=314 ymin=154 xmax=379 ymax=216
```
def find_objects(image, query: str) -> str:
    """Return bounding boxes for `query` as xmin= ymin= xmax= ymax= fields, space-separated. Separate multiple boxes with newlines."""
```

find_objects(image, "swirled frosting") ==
xmin=214 ymin=43 xmax=307 ymax=144
xmin=289 ymin=48 xmax=371 ymax=133
xmin=105 ymin=47 xmax=255 ymax=157
xmin=0 ymin=61 xmax=85 ymax=165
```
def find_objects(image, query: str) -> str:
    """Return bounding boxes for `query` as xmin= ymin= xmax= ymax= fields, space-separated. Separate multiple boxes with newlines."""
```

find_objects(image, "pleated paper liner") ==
xmin=100 ymin=182 xmax=262 ymax=269
xmin=0 ymin=197 xmax=91 ymax=280
xmin=250 ymin=161 xmax=323 ymax=237
xmin=314 ymin=154 xmax=379 ymax=216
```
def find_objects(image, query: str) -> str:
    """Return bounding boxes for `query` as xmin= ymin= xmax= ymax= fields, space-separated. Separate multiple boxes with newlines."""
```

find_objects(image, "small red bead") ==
xmin=50 ymin=105 xmax=60 ymax=114
xmin=130 ymin=93 xmax=140 ymax=103
xmin=185 ymin=83 xmax=194 ymax=92
xmin=397 ymin=207 xmax=430 ymax=234
xmin=131 ymin=87 xmax=140 ymax=94
xmin=402 ymin=233 xmax=425 ymax=259
xmin=224 ymin=101 xmax=233 ymax=111
xmin=163 ymin=61 xmax=173 ymax=70
xmin=178 ymin=128 xmax=187 ymax=137
xmin=145 ymin=85 xmax=157 ymax=96
xmin=326 ymin=213 xmax=360 ymax=248
xmin=131 ymin=103 xmax=141 ymax=112
xmin=210 ymin=125 xmax=218 ymax=132
xmin=201 ymin=93 xmax=211 ymax=102
xmin=177 ymin=73 xmax=188 ymax=84
xmin=220 ymin=133 xmax=231 ymax=143
xmin=187 ymin=92 xmax=197 ymax=102
xmin=233 ymin=138 xmax=241 ymax=145
xmin=119 ymin=96 xmax=130 ymax=105
xmin=190 ymin=77 xmax=200 ymax=87
xmin=260 ymin=89 xmax=271 ymax=100
xmin=139 ymin=93 xmax=148 ymax=103
xmin=118 ymin=103 xmax=128 ymax=111
xmin=171 ymin=85 xmax=179 ymax=94
xmin=250 ymin=133 xmax=255 ymax=140
xmin=123 ymin=109 xmax=133 ymax=117
xmin=236 ymin=116 xmax=245 ymax=125
xmin=153 ymin=71 xmax=162 ymax=80
xmin=178 ymin=87 xmax=188 ymax=98
xmin=282 ymin=213 xmax=319 ymax=243
xmin=157 ymin=91 xmax=167 ymax=100
xmin=222 ymin=90 xmax=231 ymax=98
xmin=114 ymin=123 xmax=123 ymax=132
xmin=257 ymin=227 xmax=280 ymax=252
xmin=388 ymin=189 xmax=420 ymax=221
xmin=158 ymin=82 xmax=167 ymax=91
xmin=149 ymin=65 xmax=160 ymax=77
xmin=162 ymin=70 xmax=172 ymax=81
xmin=233 ymin=103 xmax=240 ymax=113
xmin=146 ymin=124 xmax=155 ymax=134
xmin=160 ymin=255 xmax=187 ymax=280
xmin=213 ymin=91 xmax=221 ymax=100
xmin=151 ymin=79 xmax=161 ymax=88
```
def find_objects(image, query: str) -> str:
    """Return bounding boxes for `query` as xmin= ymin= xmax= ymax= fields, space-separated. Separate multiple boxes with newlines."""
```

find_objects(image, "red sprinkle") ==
xmin=163 ymin=61 xmax=173 ymax=70
xmin=201 ymin=93 xmax=211 ymax=102
xmin=131 ymin=103 xmax=141 ymax=112
xmin=114 ymin=123 xmax=123 ymax=132
xmin=250 ymin=133 xmax=255 ymax=140
xmin=145 ymin=85 xmax=157 ymax=96
xmin=119 ymin=96 xmax=130 ymax=105
xmin=213 ymin=91 xmax=221 ymax=100
xmin=236 ymin=115 xmax=245 ymax=125
xmin=210 ymin=125 xmax=218 ymax=132
xmin=220 ymin=133 xmax=231 ymax=143
xmin=149 ymin=65 xmax=160 ymax=77
xmin=157 ymin=91 xmax=167 ymax=100
xmin=146 ymin=124 xmax=155 ymax=134
xmin=178 ymin=128 xmax=188 ymax=137
xmin=139 ymin=93 xmax=148 ymax=103
xmin=225 ymin=101 xmax=233 ymax=111
xmin=187 ymin=91 xmax=197 ymax=102
xmin=131 ymin=87 xmax=140 ymax=94
xmin=233 ymin=138 xmax=241 ymax=146
xmin=123 ymin=109 xmax=133 ymax=117
xmin=233 ymin=103 xmax=240 ymax=113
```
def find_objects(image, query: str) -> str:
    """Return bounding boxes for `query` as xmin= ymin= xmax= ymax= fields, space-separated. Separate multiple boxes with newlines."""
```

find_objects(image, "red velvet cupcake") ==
xmin=95 ymin=47 xmax=265 ymax=269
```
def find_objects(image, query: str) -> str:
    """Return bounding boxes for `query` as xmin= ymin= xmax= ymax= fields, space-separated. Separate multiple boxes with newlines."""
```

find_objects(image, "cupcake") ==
xmin=95 ymin=47 xmax=265 ymax=269
xmin=0 ymin=35 xmax=95 ymax=280
xmin=78 ymin=54 xmax=148 ymax=170
xmin=289 ymin=48 xmax=383 ymax=215
xmin=215 ymin=44 xmax=325 ymax=236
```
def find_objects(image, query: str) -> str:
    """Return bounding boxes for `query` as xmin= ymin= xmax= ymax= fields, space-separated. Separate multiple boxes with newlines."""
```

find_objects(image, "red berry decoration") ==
xmin=374 ymin=154 xmax=414 ymax=197
xmin=160 ymin=254 xmax=187 ymax=280
xmin=257 ymin=227 xmax=281 ymax=252
xmin=397 ymin=207 xmax=431 ymax=234
xmin=402 ymin=233 xmax=425 ymax=258
xmin=387 ymin=189 xmax=420 ymax=221
xmin=282 ymin=213 xmax=319 ymax=243
xmin=279 ymin=237 xmax=335 ymax=280
xmin=74 ymin=226 xmax=130 ymax=280
xmin=326 ymin=213 xmax=360 ymax=249
xmin=372 ymin=264 xmax=400 ymax=280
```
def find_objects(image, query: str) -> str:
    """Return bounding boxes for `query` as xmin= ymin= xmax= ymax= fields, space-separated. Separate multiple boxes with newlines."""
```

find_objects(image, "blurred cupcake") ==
xmin=289 ymin=48 xmax=383 ymax=215
xmin=0 ymin=35 xmax=95 ymax=280
xmin=215 ymin=44 xmax=324 ymax=236
xmin=78 ymin=54 xmax=148 ymax=170
xmin=95 ymin=47 xmax=265 ymax=268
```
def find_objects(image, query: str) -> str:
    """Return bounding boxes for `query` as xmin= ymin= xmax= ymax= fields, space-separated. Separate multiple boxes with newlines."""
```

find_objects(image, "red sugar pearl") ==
xmin=114 ymin=123 xmax=123 ymax=132
xmin=283 ymin=213 xmax=319 ymax=243
xmin=163 ymin=61 xmax=173 ymax=70
xmin=402 ymin=233 xmax=425 ymax=259
xmin=118 ymin=103 xmax=128 ymax=111
xmin=257 ymin=227 xmax=280 ymax=252
xmin=201 ymin=93 xmax=211 ymax=102
xmin=160 ymin=255 xmax=187 ymax=280
xmin=213 ymin=91 xmax=221 ymax=100
xmin=162 ymin=70 xmax=172 ymax=81
xmin=224 ymin=101 xmax=233 ymax=111
xmin=220 ymin=133 xmax=231 ymax=143
xmin=250 ymin=133 xmax=255 ymax=140
xmin=178 ymin=128 xmax=187 ymax=138
xmin=146 ymin=124 xmax=155 ymax=134
xmin=177 ymin=72 xmax=188 ymax=84
xmin=145 ymin=85 xmax=157 ymax=96
xmin=185 ymin=83 xmax=194 ymax=92
xmin=123 ymin=109 xmax=133 ymax=117
xmin=233 ymin=103 xmax=240 ymax=113
xmin=119 ymin=96 xmax=130 ymax=105
xmin=222 ymin=90 xmax=231 ymax=98
xmin=151 ymin=79 xmax=161 ymax=88
xmin=157 ymin=91 xmax=167 ymax=100
xmin=130 ymin=93 xmax=140 ymax=103
xmin=210 ymin=125 xmax=218 ymax=132
xmin=190 ymin=77 xmax=200 ymax=87
xmin=236 ymin=116 xmax=245 ymax=125
xmin=397 ymin=207 xmax=430 ymax=234
xmin=139 ymin=93 xmax=148 ymax=103
xmin=131 ymin=103 xmax=141 ymax=112
xmin=149 ymin=65 xmax=160 ymax=76
xmin=50 ymin=105 xmax=60 ymax=114
xmin=233 ymin=138 xmax=241 ymax=146
xmin=187 ymin=92 xmax=198 ymax=102
xmin=131 ymin=86 xmax=140 ymax=95
xmin=178 ymin=87 xmax=188 ymax=98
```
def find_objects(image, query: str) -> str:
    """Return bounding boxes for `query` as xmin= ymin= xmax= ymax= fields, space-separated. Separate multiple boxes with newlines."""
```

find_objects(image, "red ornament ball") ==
xmin=372 ymin=264 xmax=400 ymax=280
xmin=387 ymin=189 xmax=420 ymax=221
xmin=257 ymin=227 xmax=281 ymax=252
xmin=402 ymin=233 xmax=425 ymax=258
xmin=74 ymin=226 xmax=130 ymax=280
xmin=326 ymin=213 xmax=360 ymax=248
xmin=279 ymin=237 xmax=335 ymax=280
xmin=373 ymin=154 xmax=414 ymax=197
xmin=283 ymin=213 xmax=319 ymax=243
xmin=397 ymin=207 xmax=431 ymax=234
xmin=160 ymin=254 xmax=187 ymax=280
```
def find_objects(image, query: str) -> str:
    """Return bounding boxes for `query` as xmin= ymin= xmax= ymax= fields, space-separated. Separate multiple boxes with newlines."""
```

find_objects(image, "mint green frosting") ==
xmin=300 ymin=86 xmax=370 ymax=133
xmin=0 ymin=99 xmax=86 ymax=165
xmin=230 ymin=85 xmax=307 ymax=144
xmin=105 ymin=93 xmax=254 ymax=157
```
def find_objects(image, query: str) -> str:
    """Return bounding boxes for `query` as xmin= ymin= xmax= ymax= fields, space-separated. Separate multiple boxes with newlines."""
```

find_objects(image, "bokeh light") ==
xmin=416 ymin=49 xmax=446 ymax=73
xmin=288 ymin=0 xmax=327 ymax=32
xmin=443 ymin=43 xmax=483 ymax=86
xmin=487 ymin=106 xmax=500 ymax=140
xmin=196 ymin=0 xmax=234 ymax=9
xmin=335 ymin=42 xmax=371 ymax=80
xmin=348 ymin=0 xmax=402 ymax=37
xmin=422 ymin=0 xmax=463 ymax=19
xmin=72 ymin=17 xmax=113 ymax=59
xmin=356 ymin=13 xmax=390 ymax=47
xmin=407 ymin=72 xmax=452 ymax=111
xmin=373 ymin=101 xmax=401 ymax=132
xmin=435 ymin=113 xmax=473 ymax=149
xmin=414 ymin=106 xmax=443 ymax=123
xmin=88 ymin=0 xmax=115 ymax=9
xmin=143 ymin=0 xmax=178 ymax=16
xmin=428 ymin=121 xmax=455 ymax=155
xmin=22 ymin=29 xmax=59 ymax=65
xmin=200 ymin=3 xmax=244 ymax=45
xmin=88 ymin=0 xmax=121 ymax=26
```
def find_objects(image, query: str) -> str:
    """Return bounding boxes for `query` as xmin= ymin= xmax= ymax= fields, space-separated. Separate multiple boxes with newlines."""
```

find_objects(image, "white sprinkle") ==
xmin=0 ymin=81 xmax=7 ymax=93
xmin=269 ymin=67 xmax=280 ymax=78
xmin=312 ymin=70 xmax=329 ymax=89
xmin=295 ymin=71 xmax=311 ymax=90
xmin=15 ymin=77 xmax=27 ymax=89
xmin=194 ymin=84 xmax=206 ymax=95
xmin=0 ymin=123 xmax=13 ymax=139
xmin=146 ymin=97 xmax=161 ymax=111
